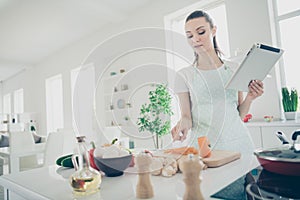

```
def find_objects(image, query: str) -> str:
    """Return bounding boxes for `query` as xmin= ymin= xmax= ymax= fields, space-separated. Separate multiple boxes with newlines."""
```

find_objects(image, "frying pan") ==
xmin=254 ymin=130 xmax=300 ymax=176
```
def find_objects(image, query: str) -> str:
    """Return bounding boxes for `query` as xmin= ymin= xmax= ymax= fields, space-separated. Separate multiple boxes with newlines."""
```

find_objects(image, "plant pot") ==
xmin=284 ymin=111 xmax=297 ymax=120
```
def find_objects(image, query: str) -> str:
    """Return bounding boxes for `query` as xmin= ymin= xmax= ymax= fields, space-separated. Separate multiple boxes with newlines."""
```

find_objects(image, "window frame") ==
xmin=272 ymin=1 xmax=300 ymax=87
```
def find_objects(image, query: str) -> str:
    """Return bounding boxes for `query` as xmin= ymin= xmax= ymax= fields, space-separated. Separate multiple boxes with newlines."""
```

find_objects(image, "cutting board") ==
xmin=202 ymin=150 xmax=241 ymax=168
xmin=153 ymin=149 xmax=241 ymax=168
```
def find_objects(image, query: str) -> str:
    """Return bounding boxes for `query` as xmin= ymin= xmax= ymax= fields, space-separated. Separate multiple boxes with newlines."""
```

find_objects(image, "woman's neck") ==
xmin=196 ymin=50 xmax=223 ymax=70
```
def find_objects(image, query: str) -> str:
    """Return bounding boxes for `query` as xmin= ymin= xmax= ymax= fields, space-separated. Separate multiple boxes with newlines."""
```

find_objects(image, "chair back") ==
xmin=9 ymin=131 xmax=39 ymax=170
xmin=43 ymin=131 xmax=64 ymax=167
xmin=9 ymin=131 xmax=35 ymax=154
xmin=57 ymin=129 xmax=77 ymax=154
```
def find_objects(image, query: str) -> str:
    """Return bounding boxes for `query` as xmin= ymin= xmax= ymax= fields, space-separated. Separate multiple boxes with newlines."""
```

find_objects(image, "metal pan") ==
xmin=254 ymin=130 xmax=300 ymax=176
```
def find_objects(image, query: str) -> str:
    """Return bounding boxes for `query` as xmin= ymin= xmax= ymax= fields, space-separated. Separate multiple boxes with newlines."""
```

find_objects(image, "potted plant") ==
xmin=137 ymin=84 xmax=173 ymax=149
xmin=282 ymin=87 xmax=298 ymax=120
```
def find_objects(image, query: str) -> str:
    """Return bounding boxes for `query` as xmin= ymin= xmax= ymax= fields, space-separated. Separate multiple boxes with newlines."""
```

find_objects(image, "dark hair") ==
xmin=186 ymin=10 xmax=222 ymax=58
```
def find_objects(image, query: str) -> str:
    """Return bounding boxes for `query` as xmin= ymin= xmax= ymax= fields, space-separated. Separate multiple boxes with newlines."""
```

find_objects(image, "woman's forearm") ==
xmin=238 ymin=95 xmax=253 ymax=119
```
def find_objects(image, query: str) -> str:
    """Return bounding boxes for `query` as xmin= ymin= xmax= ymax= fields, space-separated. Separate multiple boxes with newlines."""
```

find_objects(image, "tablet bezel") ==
xmin=225 ymin=43 xmax=284 ymax=92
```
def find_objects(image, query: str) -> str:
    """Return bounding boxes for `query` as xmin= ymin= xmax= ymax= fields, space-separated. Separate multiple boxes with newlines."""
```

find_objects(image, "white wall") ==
xmin=2 ymin=0 xmax=283 ymax=139
xmin=2 ymin=0 xmax=199 ymax=138
xmin=225 ymin=0 xmax=281 ymax=120
xmin=0 ymin=81 xmax=2 ymax=113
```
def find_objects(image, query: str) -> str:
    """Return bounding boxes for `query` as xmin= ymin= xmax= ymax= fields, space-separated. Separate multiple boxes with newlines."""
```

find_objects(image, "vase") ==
xmin=284 ymin=111 xmax=297 ymax=120
xmin=153 ymin=134 xmax=163 ymax=150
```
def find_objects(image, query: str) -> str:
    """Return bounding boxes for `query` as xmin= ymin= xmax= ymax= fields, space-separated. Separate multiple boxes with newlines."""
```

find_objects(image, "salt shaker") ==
xmin=135 ymin=152 xmax=154 ymax=199
xmin=181 ymin=154 xmax=204 ymax=200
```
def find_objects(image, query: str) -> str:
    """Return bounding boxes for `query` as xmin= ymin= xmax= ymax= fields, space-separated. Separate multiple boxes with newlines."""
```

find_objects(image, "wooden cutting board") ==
xmin=152 ymin=149 xmax=241 ymax=168
xmin=202 ymin=150 xmax=241 ymax=168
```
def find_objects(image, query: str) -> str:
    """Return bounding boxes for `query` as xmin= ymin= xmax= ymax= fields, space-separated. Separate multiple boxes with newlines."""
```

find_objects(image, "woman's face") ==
xmin=185 ymin=17 xmax=216 ymax=55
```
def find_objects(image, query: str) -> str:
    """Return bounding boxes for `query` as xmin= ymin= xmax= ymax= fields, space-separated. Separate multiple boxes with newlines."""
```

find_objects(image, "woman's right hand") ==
xmin=171 ymin=117 xmax=192 ymax=141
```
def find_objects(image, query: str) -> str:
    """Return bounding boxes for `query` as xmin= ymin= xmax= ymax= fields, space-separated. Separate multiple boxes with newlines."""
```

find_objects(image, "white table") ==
xmin=0 ymin=154 xmax=259 ymax=200
xmin=0 ymin=143 xmax=45 ymax=174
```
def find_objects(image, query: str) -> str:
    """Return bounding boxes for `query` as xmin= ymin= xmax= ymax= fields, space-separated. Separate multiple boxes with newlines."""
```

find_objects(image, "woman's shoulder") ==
xmin=177 ymin=65 xmax=195 ymax=74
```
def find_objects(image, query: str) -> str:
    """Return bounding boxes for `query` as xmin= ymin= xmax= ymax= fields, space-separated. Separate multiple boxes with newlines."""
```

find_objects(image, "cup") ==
xmin=197 ymin=136 xmax=211 ymax=158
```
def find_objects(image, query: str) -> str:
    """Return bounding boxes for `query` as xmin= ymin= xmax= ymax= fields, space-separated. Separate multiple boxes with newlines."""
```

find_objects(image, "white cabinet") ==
xmin=261 ymin=126 xmax=299 ymax=148
xmin=247 ymin=126 xmax=262 ymax=149
xmin=246 ymin=120 xmax=300 ymax=149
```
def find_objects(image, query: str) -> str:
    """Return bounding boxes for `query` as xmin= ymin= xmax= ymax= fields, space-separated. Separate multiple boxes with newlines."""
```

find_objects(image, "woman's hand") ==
xmin=246 ymin=80 xmax=264 ymax=101
xmin=171 ymin=117 xmax=192 ymax=141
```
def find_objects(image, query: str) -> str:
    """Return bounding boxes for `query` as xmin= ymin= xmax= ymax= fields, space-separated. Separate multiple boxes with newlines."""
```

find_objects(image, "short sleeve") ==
xmin=174 ymin=70 xmax=189 ymax=93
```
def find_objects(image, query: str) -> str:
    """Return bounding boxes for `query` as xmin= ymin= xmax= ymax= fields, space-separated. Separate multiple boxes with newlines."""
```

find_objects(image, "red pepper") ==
xmin=89 ymin=142 xmax=99 ymax=171
xmin=243 ymin=114 xmax=252 ymax=123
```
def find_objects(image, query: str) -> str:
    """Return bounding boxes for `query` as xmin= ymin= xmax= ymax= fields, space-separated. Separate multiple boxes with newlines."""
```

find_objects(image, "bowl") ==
xmin=93 ymin=154 xmax=132 ymax=177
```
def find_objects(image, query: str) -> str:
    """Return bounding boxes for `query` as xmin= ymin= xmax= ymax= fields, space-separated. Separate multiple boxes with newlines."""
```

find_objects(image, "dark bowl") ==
xmin=94 ymin=154 xmax=132 ymax=177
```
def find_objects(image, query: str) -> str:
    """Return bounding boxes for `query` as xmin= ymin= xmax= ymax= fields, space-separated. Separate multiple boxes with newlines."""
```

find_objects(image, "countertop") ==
xmin=245 ymin=119 xmax=300 ymax=127
xmin=0 ymin=154 xmax=259 ymax=200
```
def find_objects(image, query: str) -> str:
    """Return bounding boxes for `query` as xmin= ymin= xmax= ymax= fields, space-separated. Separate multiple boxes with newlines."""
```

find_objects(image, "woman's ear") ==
xmin=212 ymin=26 xmax=217 ymax=37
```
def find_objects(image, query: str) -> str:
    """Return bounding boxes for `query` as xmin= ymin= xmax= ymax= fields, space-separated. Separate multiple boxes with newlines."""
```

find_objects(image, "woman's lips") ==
xmin=194 ymin=45 xmax=203 ymax=48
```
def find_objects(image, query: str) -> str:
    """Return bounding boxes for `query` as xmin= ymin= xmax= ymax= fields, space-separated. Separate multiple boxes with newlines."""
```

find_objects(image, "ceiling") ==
xmin=0 ymin=0 xmax=150 ymax=81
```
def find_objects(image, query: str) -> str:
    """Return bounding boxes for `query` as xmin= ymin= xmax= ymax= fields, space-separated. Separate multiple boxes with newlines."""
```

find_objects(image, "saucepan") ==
xmin=254 ymin=130 xmax=300 ymax=176
xmin=245 ymin=168 xmax=300 ymax=199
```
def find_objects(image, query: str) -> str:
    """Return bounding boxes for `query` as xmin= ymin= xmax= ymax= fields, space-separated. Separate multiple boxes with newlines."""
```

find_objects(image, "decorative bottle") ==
xmin=70 ymin=136 xmax=101 ymax=196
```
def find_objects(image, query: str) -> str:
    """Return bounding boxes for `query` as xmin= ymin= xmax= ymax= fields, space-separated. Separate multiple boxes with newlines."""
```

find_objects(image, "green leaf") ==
xmin=136 ymin=84 xmax=174 ymax=136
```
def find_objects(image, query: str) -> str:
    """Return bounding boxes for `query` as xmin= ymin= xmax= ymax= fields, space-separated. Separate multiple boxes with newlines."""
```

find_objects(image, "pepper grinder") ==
xmin=135 ymin=152 xmax=154 ymax=199
xmin=181 ymin=154 xmax=204 ymax=200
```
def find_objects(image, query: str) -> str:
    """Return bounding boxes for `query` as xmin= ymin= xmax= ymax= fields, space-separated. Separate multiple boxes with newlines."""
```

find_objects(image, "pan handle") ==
xmin=276 ymin=131 xmax=289 ymax=144
xmin=292 ymin=130 xmax=300 ymax=141
xmin=291 ymin=130 xmax=300 ymax=151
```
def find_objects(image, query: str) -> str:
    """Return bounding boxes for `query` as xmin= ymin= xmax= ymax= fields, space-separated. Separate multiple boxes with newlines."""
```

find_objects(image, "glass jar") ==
xmin=70 ymin=136 xmax=101 ymax=196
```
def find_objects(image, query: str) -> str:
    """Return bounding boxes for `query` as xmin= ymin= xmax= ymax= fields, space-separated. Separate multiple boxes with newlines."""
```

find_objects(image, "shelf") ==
xmin=102 ymin=72 xmax=127 ymax=81
xmin=106 ymin=107 xmax=133 ymax=112
xmin=104 ymin=88 xmax=131 ymax=97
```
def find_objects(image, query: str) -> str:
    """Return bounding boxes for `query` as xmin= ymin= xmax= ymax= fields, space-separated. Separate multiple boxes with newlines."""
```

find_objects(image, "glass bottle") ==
xmin=70 ymin=136 xmax=101 ymax=196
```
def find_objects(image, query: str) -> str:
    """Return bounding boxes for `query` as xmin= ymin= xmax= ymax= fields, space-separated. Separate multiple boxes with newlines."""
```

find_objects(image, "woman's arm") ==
xmin=238 ymin=80 xmax=264 ymax=119
xmin=171 ymin=92 xmax=192 ymax=141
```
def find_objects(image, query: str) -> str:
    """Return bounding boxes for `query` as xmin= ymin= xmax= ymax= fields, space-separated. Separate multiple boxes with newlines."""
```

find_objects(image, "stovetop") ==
xmin=211 ymin=166 xmax=300 ymax=200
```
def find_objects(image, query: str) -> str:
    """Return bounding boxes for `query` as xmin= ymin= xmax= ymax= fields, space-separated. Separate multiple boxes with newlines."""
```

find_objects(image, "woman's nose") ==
xmin=191 ymin=34 xmax=201 ymax=43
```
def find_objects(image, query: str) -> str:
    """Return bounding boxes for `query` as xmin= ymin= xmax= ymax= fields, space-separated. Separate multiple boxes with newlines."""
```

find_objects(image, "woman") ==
xmin=171 ymin=10 xmax=264 ymax=154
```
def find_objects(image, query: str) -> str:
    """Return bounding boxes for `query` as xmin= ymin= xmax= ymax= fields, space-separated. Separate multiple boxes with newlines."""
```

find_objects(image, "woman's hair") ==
xmin=186 ymin=10 xmax=222 ymax=61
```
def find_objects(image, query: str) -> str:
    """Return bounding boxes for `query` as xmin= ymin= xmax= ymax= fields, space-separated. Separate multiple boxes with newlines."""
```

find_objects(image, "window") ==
xmin=13 ymin=88 xmax=24 ymax=113
xmin=165 ymin=0 xmax=230 ymax=125
xmin=3 ymin=93 xmax=11 ymax=114
xmin=273 ymin=1 xmax=300 ymax=92
xmin=164 ymin=0 xmax=230 ymax=71
xmin=71 ymin=64 xmax=95 ymax=141
xmin=45 ymin=74 xmax=64 ymax=133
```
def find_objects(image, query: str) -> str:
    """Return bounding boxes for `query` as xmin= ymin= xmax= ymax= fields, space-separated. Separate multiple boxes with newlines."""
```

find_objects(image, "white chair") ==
xmin=9 ymin=131 xmax=40 ymax=171
xmin=43 ymin=132 xmax=64 ymax=167
xmin=57 ymin=129 xmax=77 ymax=154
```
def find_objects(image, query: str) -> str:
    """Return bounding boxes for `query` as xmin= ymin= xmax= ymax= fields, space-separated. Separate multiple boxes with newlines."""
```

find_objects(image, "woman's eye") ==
xmin=187 ymin=35 xmax=193 ymax=39
xmin=198 ymin=31 xmax=205 ymax=35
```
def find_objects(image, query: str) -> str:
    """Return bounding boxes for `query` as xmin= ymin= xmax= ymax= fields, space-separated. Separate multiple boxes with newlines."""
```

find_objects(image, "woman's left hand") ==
xmin=247 ymin=80 xmax=264 ymax=100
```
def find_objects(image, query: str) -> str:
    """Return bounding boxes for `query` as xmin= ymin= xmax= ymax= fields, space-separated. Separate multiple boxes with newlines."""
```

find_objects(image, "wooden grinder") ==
xmin=135 ymin=152 xmax=154 ymax=199
xmin=181 ymin=154 xmax=204 ymax=200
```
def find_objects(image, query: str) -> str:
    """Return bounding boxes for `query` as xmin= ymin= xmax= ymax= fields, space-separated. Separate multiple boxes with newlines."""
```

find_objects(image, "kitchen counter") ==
xmin=245 ymin=119 xmax=300 ymax=127
xmin=0 ymin=154 xmax=259 ymax=200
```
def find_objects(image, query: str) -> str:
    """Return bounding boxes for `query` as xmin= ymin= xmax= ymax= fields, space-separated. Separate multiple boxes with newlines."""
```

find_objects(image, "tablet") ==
xmin=225 ymin=43 xmax=284 ymax=92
